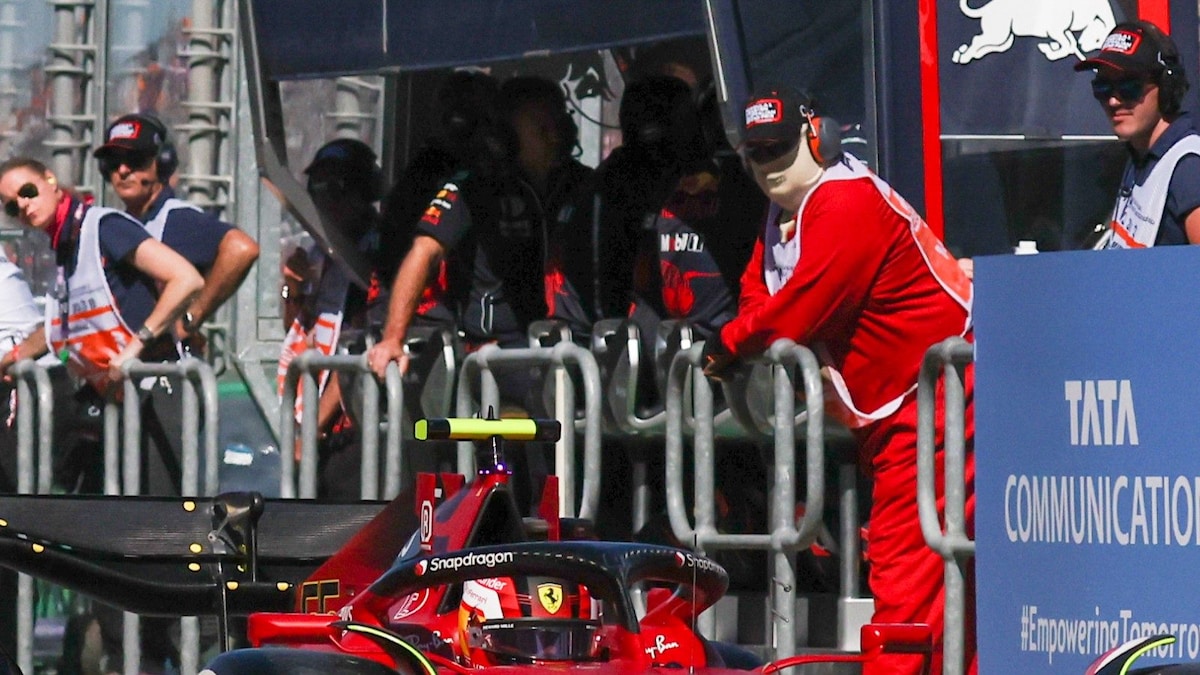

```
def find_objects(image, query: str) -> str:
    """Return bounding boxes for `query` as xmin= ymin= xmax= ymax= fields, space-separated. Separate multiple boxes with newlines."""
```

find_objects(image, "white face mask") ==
xmin=748 ymin=127 xmax=823 ymax=213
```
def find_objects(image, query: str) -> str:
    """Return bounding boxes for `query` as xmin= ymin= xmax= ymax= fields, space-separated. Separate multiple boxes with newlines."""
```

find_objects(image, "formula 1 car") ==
xmin=205 ymin=415 xmax=758 ymax=674
xmin=0 ymin=414 xmax=940 ymax=674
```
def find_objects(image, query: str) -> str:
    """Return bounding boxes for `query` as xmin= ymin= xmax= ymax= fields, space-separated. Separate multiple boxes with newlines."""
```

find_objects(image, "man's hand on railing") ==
xmin=367 ymin=338 xmax=408 ymax=379
xmin=700 ymin=338 xmax=739 ymax=381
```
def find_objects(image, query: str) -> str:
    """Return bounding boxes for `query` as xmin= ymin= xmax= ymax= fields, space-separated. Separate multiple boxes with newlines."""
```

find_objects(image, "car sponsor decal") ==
xmin=390 ymin=589 xmax=431 ymax=621
xmin=415 ymin=550 xmax=515 ymax=576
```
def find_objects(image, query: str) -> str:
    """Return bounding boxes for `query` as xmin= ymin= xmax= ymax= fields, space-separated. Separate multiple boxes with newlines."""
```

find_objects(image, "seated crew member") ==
xmin=551 ymin=75 xmax=762 ymax=402
xmin=548 ymin=75 xmax=767 ymax=547
xmin=496 ymin=75 xmax=592 ymax=244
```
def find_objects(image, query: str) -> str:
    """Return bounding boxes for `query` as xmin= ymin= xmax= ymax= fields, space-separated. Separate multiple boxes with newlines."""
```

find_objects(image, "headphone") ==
xmin=1149 ymin=25 xmax=1189 ymax=116
xmin=798 ymin=100 xmax=843 ymax=169
xmin=132 ymin=114 xmax=179 ymax=180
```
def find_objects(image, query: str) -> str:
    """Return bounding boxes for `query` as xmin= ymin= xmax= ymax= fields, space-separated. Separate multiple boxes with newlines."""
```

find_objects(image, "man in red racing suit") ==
xmin=704 ymin=86 xmax=977 ymax=675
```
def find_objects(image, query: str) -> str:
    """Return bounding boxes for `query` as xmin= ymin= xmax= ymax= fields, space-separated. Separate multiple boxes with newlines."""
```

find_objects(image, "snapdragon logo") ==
xmin=415 ymin=551 xmax=515 ymax=576
xmin=1065 ymin=379 xmax=1138 ymax=446
xmin=673 ymin=551 xmax=722 ymax=575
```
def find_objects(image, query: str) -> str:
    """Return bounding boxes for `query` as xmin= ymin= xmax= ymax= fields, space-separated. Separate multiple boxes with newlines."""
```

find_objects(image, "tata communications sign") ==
xmin=974 ymin=247 xmax=1200 ymax=673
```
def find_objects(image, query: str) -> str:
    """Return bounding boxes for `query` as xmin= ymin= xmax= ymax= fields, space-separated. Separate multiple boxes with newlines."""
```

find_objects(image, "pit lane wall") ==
xmin=974 ymin=247 xmax=1200 ymax=673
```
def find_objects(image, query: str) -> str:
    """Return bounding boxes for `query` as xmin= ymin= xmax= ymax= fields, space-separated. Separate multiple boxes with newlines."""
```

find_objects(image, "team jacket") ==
xmin=719 ymin=155 xmax=972 ymax=429
xmin=45 ymin=204 xmax=140 ymax=394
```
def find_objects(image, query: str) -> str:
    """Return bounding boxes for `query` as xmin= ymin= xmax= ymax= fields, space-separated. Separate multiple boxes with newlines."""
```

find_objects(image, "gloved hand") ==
xmin=701 ymin=337 xmax=739 ymax=381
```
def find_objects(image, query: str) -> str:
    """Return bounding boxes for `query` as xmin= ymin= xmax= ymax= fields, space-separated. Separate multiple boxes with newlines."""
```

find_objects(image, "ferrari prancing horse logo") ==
xmin=537 ymin=583 xmax=563 ymax=614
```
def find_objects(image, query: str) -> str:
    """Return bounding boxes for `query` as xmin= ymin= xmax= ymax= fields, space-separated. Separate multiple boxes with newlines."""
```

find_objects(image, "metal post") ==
xmin=663 ymin=340 xmax=826 ymax=661
xmin=8 ymin=359 xmax=53 ymax=675
xmin=280 ymin=351 xmax=402 ymax=500
xmin=47 ymin=1 xmax=86 ymax=182
xmin=917 ymin=337 xmax=975 ymax=675
xmin=182 ymin=0 xmax=236 ymax=213
xmin=383 ymin=362 xmax=403 ymax=498
xmin=0 ymin=0 xmax=23 ymax=153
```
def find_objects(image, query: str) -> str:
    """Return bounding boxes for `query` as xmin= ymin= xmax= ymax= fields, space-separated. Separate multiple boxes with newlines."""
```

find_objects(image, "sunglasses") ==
xmin=97 ymin=150 xmax=155 ymax=176
xmin=3 ymin=183 xmax=38 ymax=219
xmin=1091 ymin=77 xmax=1151 ymax=103
xmin=746 ymin=140 xmax=799 ymax=165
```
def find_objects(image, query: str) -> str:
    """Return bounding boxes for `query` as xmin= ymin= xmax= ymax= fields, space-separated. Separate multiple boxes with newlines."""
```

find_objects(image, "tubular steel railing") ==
xmin=119 ymin=357 xmax=221 ymax=496
xmin=7 ymin=359 xmax=54 ymax=675
xmin=916 ymin=336 xmax=975 ymax=675
xmin=454 ymin=342 xmax=602 ymax=521
xmin=115 ymin=356 xmax=222 ymax=675
xmin=278 ymin=351 xmax=403 ymax=500
xmin=665 ymin=339 xmax=827 ymax=660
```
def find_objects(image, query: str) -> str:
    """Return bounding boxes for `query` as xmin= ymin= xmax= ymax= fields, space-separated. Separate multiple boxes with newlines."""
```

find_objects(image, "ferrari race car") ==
xmin=0 ymin=414 xmax=1178 ymax=674
xmin=207 ymin=415 xmax=761 ymax=674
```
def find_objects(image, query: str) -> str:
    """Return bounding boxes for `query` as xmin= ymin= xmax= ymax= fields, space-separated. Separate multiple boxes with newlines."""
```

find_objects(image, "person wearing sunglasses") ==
xmin=93 ymin=113 xmax=259 ymax=349
xmin=701 ymin=85 xmax=976 ymax=675
xmin=90 ymin=113 xmax=260 ymax=671
xmin=0 ymin=157 xmax=203 ymax=401
xmin=1074 ymin=20 xmax=1200 ymax=248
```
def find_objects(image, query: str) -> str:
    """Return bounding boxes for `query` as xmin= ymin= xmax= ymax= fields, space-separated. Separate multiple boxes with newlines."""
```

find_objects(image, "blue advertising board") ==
xmin=975 ymin=246 xmax=1200 ymax=672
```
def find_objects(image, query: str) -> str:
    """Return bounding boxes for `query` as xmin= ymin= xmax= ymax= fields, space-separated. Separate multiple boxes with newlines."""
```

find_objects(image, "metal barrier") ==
xmin=278 ymin=351 xmax=403 ymax=499
xmin=7 ymin=360 xmax=54 ymax=675
xmin=665 ymin=339 xmax=827 ymax=660
xmin=113 ymin=357 xmax=222 ymax=675
xmin=118 ymin=358 xmax=222 ymax=497
xmin=916 ymin=336 xmax=975 ymax=675
xmin=454 ymin=342 xmax=602 ymax=521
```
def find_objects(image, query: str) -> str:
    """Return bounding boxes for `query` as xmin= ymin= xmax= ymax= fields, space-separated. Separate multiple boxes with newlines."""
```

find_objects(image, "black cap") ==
xmin=304 ymin=138 xmax=377 ymax=176
xmin=93 ymin=113 xmax=167 ymax=158
xmin=742 ymin=86 xmax=812 ymax=147
xmin=1075 ymin=20 xmax=1177 ymax=75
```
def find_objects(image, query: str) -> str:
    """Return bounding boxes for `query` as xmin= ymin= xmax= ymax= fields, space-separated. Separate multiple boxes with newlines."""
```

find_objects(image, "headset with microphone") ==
xmin=94 ymin=113 xmax=178 ymax=180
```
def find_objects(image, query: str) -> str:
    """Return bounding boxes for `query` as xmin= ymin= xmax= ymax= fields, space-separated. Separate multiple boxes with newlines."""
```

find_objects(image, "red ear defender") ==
xmin=806 ymin=116 xmax=828 ymax=166
xmin=801 ymin=105 xmax=843 ymax=169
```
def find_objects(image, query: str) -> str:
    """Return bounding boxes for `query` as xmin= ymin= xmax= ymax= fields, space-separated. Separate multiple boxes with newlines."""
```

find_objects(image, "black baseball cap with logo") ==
xmin=93 ymin=113 xmax=167 ymax=158
xmin=1075 ymin=20 xmax=1178 ymax=75
xmin=742 ymin=86 xmax=814 ymax=149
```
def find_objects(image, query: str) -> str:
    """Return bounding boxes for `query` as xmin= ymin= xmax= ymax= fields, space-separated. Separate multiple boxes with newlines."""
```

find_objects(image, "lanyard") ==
xmin=53 ymin=200 xmax=86 ymax=363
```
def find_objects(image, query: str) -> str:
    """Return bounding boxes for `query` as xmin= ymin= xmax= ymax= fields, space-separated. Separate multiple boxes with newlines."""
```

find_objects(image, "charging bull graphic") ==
xmin=951 ymin=0 xmax=1117 ymax=64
